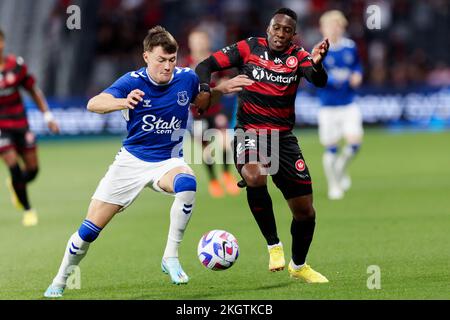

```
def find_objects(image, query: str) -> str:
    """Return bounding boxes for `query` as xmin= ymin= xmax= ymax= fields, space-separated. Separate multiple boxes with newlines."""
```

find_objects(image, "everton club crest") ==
xmin=177 ymin=91 xmax=189 ymax=106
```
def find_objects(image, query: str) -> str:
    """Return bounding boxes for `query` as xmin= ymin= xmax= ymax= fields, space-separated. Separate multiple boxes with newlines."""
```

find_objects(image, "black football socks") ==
xmin=291 ymin=217 xmax=316 ymax=265
xmin=246 ymin=185 xmax=279 ymax=245
xmin=9 ymin=164 xmax=31 ymax=210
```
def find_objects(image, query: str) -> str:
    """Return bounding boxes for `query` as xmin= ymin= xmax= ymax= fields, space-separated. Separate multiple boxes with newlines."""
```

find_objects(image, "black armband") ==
xmin=199 ymin=83 xmax=211 ymax=93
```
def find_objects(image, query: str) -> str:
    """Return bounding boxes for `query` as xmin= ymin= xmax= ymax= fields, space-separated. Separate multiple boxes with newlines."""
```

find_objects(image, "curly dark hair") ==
xmin=273 ymin=8 xmax=297 ymax=22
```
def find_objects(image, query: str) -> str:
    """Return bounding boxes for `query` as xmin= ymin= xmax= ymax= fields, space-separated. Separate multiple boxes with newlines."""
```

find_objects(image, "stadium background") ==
xmin=0 ymin=0 xmax=449 ymax=300
xmin=1 ymin=0 xmax=449 ymax=134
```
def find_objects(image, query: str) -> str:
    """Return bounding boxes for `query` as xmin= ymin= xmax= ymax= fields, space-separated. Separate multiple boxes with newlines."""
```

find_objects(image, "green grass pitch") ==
xmin=0 ymin=129 xmax=449 ymax=299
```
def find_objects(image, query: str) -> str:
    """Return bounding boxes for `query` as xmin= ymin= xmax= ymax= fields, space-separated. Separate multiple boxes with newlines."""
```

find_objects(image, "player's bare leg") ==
xmin=241 ymin=163 xmax=285 ymax=271
xmin=219 ymin=127 xmax=240 ymax=196
xmin=323 ymin=145 xmax=344 ymax=200
xmin=159 ymin=166 xmax=196 ymax=285
xmin=335 ymin=135 xmax=362 ymax=192
xmin=1 ymin=148 xmax=37 ymax=226
xmin=21 ymin=148 xmax=39 ymax=184
xmin=286 ymin=195 xmax=328 ymax=283
xmin=44 ymin=200 xmax=121 ymax=298
xmin=202 ymin=139 xmax=224 ymax=198
xmin=2 ymin=148 xmax=22 ymax=208
xmin=20 ymin=148 xmax=40 ymax=226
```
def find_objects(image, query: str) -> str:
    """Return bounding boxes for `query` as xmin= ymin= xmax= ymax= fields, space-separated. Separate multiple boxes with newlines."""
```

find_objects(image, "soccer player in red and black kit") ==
xmin=0 ymin=29 xmax=60 ymax=226
xmin=195 ymin=8 xmax=330 ymax=282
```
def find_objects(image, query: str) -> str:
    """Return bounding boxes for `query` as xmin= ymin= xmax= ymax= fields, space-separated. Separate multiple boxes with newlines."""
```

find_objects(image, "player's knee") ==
xmin=174 ymin=173 xmax=196 ymax=192
xmin=173 ymin=173 xmax=196 ymax=205
xmin=242 ymin=165 xmax=266 ymax=187
xmin=293 ymin=205 xmax=316 ymax=221
xmin=25 ymin=168 xmax=39 ymax=183
xmin=77 ymin=219 xmax=103 ymax=243
xmin=243 ymin=172 xmax=266 ymax=187
xmin=325 ymin=145 xmax=338 ymax=154
xmin=350 ymin=143 xmax=361 ymax=154
xmin=8 ymin=164 xmax=24 ymax=183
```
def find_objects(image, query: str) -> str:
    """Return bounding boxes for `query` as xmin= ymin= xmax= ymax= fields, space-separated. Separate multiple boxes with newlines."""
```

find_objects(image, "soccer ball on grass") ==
xmin=197 ymin=230 xmax=239 ymax=270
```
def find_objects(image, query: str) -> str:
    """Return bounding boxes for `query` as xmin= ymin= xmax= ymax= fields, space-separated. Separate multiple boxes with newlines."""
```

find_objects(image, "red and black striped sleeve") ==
xmin=297 ymin=49 xmax=328 ymax=88
xmin=17 ymin=58 xmax=36 ymax=91
xmin=195 ymin=38 xmax=252 ymax=84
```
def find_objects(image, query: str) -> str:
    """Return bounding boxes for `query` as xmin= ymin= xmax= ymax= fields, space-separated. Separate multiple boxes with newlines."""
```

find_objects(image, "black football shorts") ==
xmin=232 ymin=129 xmax=312 ymax=199
xmin=0 ymin=129 xmax=37 ymax=154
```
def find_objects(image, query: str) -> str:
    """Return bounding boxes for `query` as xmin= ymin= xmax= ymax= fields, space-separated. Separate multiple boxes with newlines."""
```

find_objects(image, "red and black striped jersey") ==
xmin=0 ymin=55 xmax=35 ymax=131
xmin=198 ymin=37 xmax=327 ymax=132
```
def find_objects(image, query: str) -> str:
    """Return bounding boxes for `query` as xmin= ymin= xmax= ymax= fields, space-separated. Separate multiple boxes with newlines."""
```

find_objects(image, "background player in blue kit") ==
xmin=316 ymin=10 xmax=364 ymax=200
xmin=44 ymin=26 xmax=253 ymax=297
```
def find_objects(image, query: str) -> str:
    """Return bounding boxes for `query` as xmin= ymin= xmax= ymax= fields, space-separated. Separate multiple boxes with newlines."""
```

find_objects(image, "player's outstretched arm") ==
xmin=214 ymin=75 xmax=255 ymax=94
xmin=302 ymin=38 xmax=330 ymax=88
xmin=29 ymin=85 xmax=60 ymax=134
xmin=193 ymin=75 xmax=254 ymax=113
xmin=311 ymin=38 xmax=330 ymax=66
xmin=87 ymin=90 xmax=144 ymax=114
xmin=209 ymin=75 xmax=255 ymax=105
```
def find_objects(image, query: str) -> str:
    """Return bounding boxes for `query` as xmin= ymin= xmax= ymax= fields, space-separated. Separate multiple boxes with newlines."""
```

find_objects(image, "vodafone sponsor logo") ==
xmin=295 ymin=159 xmax=305 ymax=171
xmin=252 ymin=67 xmax=298 ymax=84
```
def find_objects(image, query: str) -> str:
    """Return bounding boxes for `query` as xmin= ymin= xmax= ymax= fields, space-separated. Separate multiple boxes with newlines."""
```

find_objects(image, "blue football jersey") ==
xmin=104 ymin=66 xmax=199 ymax=162
xmin=317 ymin=38 xmax=362 ymax=106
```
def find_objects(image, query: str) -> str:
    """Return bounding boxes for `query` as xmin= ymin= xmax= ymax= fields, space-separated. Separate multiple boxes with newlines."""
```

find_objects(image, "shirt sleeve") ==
xmin=211 ymin=38 xmax=252 ymax=69
xmin=297 ymin=49 xmax=328 ymax=88
xmin=190 ymin=73 xmax=200 ymax=103
xmin=17 ymin=58 xmax=36 ymax=91
xmin=195 ymin=38 xmax=252 ymax=84
xmin=351 ymin=46 xmax=363 ymax=75
xmin=103 ymin=73 xmax=131 ymax=98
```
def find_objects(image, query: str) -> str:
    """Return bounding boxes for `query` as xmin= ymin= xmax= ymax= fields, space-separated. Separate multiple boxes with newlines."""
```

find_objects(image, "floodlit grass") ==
xmin=0 ymin=129 xmax=449 ymax=299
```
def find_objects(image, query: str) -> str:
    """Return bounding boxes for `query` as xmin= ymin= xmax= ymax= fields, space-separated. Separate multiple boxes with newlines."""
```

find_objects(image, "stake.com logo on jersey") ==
xmin=251 ymin=67 xmax=298 ymax=84
xmin=141 ymin=114 xmax=182 ymax=134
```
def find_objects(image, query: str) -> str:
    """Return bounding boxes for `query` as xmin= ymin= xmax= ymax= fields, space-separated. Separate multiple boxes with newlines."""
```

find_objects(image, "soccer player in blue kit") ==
xmin=44 ymin=26 xmax=253 ymax=297
xmin=317 ymin=10 xmax=364 ymax=200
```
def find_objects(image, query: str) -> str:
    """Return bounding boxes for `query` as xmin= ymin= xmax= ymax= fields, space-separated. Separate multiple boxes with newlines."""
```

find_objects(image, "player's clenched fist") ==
xmin=125 ymin=89 xmax=145 ymax=109
xmin=193 ymin=91 xmax=211 ymax=115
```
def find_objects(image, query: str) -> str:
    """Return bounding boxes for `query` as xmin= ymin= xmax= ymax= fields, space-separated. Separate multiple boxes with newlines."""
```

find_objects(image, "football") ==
xmin=197 ymin=230 xmax=239 ymax=270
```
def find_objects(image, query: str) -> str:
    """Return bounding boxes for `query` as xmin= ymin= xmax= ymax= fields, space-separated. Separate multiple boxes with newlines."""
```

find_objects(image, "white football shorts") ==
xmin=92 ymin=147 xmax=190 ymax=210
xmin=318 ymin=103 xmax=364 ymax=146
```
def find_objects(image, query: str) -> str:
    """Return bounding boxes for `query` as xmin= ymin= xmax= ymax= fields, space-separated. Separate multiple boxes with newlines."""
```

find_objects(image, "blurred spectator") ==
xmin=39 ymin=0 xmax=450 ymax=94
xmin=427 ymin=62 xmax=450 ymax=87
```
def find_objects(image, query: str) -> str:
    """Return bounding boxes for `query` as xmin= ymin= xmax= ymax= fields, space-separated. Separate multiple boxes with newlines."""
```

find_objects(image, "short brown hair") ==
xmin=0 ymin=29 xmax=4 ymax=40
xmin=143 ymin=26 xmax=178 ymax=53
